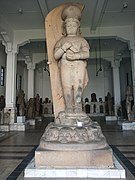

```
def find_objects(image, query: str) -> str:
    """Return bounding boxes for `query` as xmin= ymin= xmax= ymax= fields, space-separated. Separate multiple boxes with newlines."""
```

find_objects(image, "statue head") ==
xmin=61 ymin=5 xmax=82 ymax=36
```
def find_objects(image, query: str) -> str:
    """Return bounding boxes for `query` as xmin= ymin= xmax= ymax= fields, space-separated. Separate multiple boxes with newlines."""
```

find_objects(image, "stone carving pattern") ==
xmin=43 ymin=122 xmax=104 ymax=144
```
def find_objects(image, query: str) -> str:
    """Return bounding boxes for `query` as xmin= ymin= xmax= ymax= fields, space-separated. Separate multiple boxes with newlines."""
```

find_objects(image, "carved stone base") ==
xmin=39 ymin=121 xmax=108 ymax=150
xmin=36 ymin=118 xmax=114 ymax=168
xmin=56 ymin=111 xmax=91 ymax=126
xmin=35 ymin=147 xmax=114 ymax=168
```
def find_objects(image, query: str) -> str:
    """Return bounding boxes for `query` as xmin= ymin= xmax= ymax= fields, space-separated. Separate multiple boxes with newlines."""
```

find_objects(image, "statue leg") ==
xmin=63 ymin=86 xmax=74 ymax=113
xmin=73 ymin=62 xmax=87 ymax=114
xmin=61 ymin=63 xmax=74 ymax=113
xmin=74 ymin=85 xmax=83 ymax=113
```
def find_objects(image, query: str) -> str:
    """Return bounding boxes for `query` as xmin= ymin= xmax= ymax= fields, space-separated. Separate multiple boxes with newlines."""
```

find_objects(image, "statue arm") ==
xmin=77 ymin=40 xmax=90 ymax=60
xmin=78 ymin=46 xmax=89 ymax=59
xmin=54 ymin=48 xmax=64 ymax=61
xmin=54 ymin=40 xmax=72 ymax=61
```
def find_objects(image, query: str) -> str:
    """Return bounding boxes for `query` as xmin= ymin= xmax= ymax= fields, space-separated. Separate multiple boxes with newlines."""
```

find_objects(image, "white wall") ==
xmin=83 ymin=61 xmax=113 ymax=101
xmin=0 ymin=43 xmax=6 ymax=96
xmin=35 ymin=67 xmax=52 ymax=101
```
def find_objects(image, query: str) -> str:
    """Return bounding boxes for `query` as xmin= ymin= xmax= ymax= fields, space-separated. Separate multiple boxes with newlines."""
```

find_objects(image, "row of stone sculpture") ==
xmin=16 ymin=91 xmax=113 ymax=118
xmin=17 ymin=90 xmax=42 ymax=118
xmin=84 ymin=92 xmax=114 ymax=115
xmin=16 ymin=90 xmax=53 ymax=118
xmin=0 ymin=87 xmax=134 ymax=121
xmin=16 ymin=87 xmax=134 ymax=121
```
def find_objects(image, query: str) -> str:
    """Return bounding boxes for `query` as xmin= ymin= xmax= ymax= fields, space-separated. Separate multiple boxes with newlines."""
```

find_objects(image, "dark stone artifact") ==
xmin=91 ymin=93 xmax=97 ymax=102
xmin=27 ymin=98 xmax=35 ymax=118
xmin=17 ymin=90 xmax=25 ymax=116
xmin=35 ymin=94 xmax=40 ymax=117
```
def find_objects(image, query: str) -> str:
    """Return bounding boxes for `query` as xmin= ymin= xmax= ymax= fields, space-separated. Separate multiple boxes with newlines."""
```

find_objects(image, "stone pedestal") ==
xmin=27 ymin=119 xmax=35 ymax=126
xmin=25 ymin=156 xmax=125 ymax=178
xmin=17 ymin=116 xmax=25 ymax=123
xmin=42 ymin=114 xmax=54 ymax=118
xmin=122 ymin=121 xmax=135 ymax=130
xmin=10 ymin=122 xmax=29 ymax=131
xmin=106 ymin=116 xmax=118 ymax=121
xmin=35 ymin=118 xmax=114 ymax=169
xmin=0 ymin=132 xmax=5 ymax=137
xmin=0 ymin=125 xmax=9 ymax=131
xmin=35 ymin=147 xmax=113 ymax=168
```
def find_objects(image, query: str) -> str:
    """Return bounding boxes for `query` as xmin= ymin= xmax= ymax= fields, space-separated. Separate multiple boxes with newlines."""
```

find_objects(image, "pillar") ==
xmin=4 ymin=42 xmax=17 ymax=124
xmin=26 ymin=61 xmax=35 ymax=100
xmin=130 ymin=40 xmax=135 ymax=104
xmin=111 ymin=60 xmax=121 ymax=116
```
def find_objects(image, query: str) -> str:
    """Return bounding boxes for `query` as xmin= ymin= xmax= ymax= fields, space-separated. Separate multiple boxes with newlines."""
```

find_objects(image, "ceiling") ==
xmin=0 ymin=0 xmax=135 ymax=30
xmin=0 ymin=0 xmax=134 ymax=61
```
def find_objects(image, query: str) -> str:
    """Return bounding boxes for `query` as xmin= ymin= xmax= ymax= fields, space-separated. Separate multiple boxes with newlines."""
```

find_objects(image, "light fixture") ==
xmin=96 ymin=37 xmax=102 ymax=76
xmin=44 ymin=52 xmax=50 ymax=76
xmin=123 ymin=2 xmax=128 ymax=9
xmin=17 ymin=8 xmax=23 ymax=14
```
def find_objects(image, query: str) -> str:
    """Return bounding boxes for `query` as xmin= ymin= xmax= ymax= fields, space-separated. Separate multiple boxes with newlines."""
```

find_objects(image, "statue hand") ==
xmin=62 ymin=42 xmax=72 ymax=52
xmin=66 ymin=50 xmax=74 ymax=60
xmin=67 ymin=50 xmax=80 ymax=60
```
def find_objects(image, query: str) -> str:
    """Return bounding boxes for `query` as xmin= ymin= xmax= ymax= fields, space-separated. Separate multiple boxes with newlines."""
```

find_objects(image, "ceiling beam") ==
xmin=91 ymin=0 xmax=108 ymax=31
xmin=37 ymin=0 xmax=49 ymax=19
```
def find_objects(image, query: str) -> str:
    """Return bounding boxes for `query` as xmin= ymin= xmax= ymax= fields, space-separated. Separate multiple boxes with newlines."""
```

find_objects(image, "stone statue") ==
xmin=91 ymin=93 xmax=97 ymax=102
xmin=107 ymin=92 xmax=113 ymax=115
xmin=0 ymin=95 xmax=5 ymax=111
xmin=126 ymin=85 xmax=134 ymax=121
xmin=35 ymin=94 xmax=40 ymax=117
xmin=27 ymin=98 xmax=35 ymax=119
xmin=17 ymin=90 xmax=25 ymax=116
xmin=52 ymin=4 xmax=91 ymax=127
xmin=0 ymin=95 xmax=5 ymax=124
xmin=54 ymin=5 xmax=89 ymax=116
xmin=36 ymin=3 xmax=114 ymax=169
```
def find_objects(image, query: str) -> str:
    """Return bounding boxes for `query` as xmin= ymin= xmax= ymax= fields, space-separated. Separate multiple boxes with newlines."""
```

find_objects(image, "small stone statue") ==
xmin=107 ymin=92 xmax=113 ymax=115
xmin=0 ymin=95 xmax=5 ymax=111
xmin=54 ymin=5 xmax=89 ymax=117
xmin=17 ymin=90 xmax=25 ymax=116
xmin=35 ymin=94 xmax=40 ymax=117
xmin=0 ymin=95 xmax=5 ymax=124
xmin=44 ymin=97 xmax=49 ymax=104
xmin=126 ymin=85 xmax=134 ymax=121
xmin=85 ymin=98 xmax=89 ymax=103
xmin=91 ymin=93 xmax=97 ymax=102
xmin=27 ymin=98 xmax=35 ymax=119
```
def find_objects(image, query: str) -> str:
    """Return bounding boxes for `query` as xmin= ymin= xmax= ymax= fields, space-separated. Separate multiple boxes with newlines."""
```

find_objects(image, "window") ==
xmin=1 ymin=66 xmax=5 ymax=86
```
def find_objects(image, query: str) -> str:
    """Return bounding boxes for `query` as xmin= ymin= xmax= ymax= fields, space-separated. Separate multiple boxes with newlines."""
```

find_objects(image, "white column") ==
xmin=130 ymin=41 xmax=135 ymax=104
xmin=111 ymin=60 xmax=121 ymax=116
xmin=26 ymin=62 xmax=35 ymax=100
xmin=23 ymin=67 xmax=28 ymax=101
xmin=4 ymin=42 xmax=17 ymax=124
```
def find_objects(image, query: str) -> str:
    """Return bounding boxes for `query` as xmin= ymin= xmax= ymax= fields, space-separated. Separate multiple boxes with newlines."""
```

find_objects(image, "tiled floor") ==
xmin=0 ymin=116 xmax=135 ymax=179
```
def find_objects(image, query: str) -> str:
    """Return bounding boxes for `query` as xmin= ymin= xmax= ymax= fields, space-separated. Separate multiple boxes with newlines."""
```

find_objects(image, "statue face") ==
xmin=65 ymin=21 xmax=78 ymax=35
